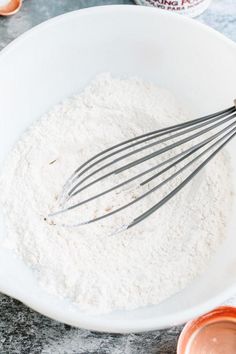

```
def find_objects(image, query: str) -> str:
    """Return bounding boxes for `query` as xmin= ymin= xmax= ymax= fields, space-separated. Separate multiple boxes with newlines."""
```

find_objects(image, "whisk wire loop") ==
xmin=50 ymin=104 xmax=236 ymax=231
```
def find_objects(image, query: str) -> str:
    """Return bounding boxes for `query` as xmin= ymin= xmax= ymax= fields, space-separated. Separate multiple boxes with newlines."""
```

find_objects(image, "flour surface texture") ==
xmin=0 ymin=74 xmax=233 ymax=313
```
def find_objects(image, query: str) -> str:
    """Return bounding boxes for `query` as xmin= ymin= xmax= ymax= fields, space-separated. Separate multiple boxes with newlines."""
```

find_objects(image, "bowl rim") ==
xmin=0 ymin=5 xmax=236 ymax=332
xmin=0 ymin=4 xmax=235 ymax=60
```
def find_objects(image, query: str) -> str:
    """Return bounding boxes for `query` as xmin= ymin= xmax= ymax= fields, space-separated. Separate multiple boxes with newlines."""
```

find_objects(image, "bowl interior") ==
xmin=0 ymin=5 xmax=236 ymax=332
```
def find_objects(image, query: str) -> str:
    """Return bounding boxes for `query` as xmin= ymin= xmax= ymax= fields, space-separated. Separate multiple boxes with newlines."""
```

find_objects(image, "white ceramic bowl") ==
xmin=0 ymin=5 xmax=236 ymax=333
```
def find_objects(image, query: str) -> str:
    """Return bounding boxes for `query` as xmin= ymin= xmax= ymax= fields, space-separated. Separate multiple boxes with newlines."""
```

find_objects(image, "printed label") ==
xmin=135 ymin=0 xmax=211 ymax=16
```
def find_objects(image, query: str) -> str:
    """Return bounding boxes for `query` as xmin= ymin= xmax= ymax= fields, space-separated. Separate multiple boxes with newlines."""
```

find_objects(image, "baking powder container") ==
xmin=134 ymin=0 xmax=212 ymax=17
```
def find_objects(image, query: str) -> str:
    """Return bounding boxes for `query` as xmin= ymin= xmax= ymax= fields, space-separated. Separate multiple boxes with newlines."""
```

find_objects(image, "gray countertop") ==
xmin=0 ymin=1 xmax=235 ymax=353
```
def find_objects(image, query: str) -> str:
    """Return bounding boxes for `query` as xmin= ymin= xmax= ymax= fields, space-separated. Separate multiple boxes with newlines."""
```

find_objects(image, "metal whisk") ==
xmin=49 ymin=101 xmax=236 ymax=231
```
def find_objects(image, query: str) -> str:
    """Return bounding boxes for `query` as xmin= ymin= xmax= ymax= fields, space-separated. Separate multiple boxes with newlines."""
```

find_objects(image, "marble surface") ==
xmin=0 ymin=1 xmax=235 ymax=353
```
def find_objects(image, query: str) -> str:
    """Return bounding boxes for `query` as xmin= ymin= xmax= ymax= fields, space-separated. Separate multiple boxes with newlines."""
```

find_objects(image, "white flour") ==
xmin=0 ymin=74 xmax=233 ymax=313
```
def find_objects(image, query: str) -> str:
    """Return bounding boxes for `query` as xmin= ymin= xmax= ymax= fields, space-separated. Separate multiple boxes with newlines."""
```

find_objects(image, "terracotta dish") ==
xmin=0 ymin=0 xmax=22 ymax=16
